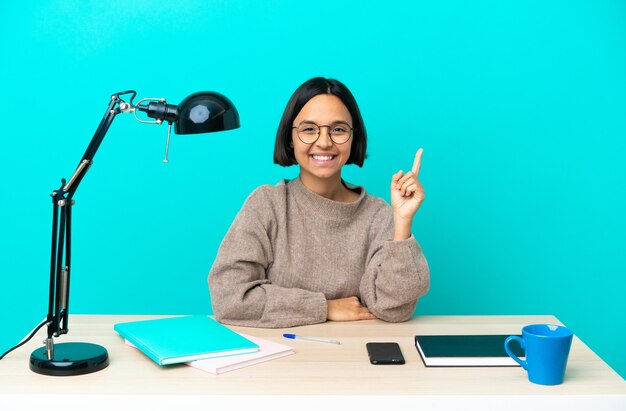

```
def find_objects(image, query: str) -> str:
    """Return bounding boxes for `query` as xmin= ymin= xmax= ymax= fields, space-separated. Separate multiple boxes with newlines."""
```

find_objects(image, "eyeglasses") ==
xmin=292 ymin=121 xmax=353 ymax=145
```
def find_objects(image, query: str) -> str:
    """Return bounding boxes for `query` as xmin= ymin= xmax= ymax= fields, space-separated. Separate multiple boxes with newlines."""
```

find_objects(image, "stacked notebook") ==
xmin=179 ymin=334 xmax=292 ymax=374
xmin=114 ymin=315 xmax=294 ymax=373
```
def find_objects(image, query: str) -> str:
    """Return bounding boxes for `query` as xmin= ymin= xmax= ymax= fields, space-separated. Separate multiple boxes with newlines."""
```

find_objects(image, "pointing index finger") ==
xmin=412 ymin=148 xmax=423 ymax=176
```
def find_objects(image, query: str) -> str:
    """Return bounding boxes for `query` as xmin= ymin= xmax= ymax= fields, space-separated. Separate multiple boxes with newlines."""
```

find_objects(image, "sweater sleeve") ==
xmin=208 ymin=188 xmax=328 ymax=328
xmin=359 ymin=205 xmax=430 ymax=322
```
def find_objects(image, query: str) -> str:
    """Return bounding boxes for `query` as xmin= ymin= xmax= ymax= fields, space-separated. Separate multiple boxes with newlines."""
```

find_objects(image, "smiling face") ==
xmin=291 ymin=94 xmax=353 ymax=185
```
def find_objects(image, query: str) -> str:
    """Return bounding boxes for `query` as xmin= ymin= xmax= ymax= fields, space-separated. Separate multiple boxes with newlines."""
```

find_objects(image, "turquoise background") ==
xmin=1 ymin=1 xmax=624 ymax=379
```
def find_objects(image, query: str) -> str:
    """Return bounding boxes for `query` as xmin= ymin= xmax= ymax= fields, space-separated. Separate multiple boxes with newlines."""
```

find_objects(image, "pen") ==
xmin=283 ymin=333 xmax=341 ymax=345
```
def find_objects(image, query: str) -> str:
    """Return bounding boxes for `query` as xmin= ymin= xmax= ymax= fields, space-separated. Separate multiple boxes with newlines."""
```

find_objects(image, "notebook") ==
xmin=415 ymin=335 xmax=525 ymax=367
xmin=126 ymin=333 xmax=295 ymax=374
xmin=114 ymin=315 xmax=259 ymax=365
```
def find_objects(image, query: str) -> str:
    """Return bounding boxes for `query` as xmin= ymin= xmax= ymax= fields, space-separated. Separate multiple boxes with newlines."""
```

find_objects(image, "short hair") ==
xmin=274 ymin=77 xmax=367 ymax=167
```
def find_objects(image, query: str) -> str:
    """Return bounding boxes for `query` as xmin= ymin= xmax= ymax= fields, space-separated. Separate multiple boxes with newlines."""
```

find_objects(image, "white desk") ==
xmin=1 ymin=315 xmax=624 ymax=410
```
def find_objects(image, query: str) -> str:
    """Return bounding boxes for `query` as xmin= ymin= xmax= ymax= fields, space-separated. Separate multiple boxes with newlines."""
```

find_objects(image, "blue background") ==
xmin=1 ymin=1 xmax=624 ymax=378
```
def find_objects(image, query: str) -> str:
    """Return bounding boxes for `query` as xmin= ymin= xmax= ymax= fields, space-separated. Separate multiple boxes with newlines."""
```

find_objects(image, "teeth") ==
xmin=312 ymin=155 xmax=334 ymax=161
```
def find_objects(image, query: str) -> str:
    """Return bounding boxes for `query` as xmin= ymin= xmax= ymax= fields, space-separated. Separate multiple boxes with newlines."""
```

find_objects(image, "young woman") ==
xmin=208 ymin=77 xmax=429 ymax=328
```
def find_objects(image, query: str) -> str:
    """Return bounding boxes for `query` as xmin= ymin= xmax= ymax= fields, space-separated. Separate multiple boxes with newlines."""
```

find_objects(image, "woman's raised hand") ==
xmin=391 ymin=148 xmax=425 ymax=222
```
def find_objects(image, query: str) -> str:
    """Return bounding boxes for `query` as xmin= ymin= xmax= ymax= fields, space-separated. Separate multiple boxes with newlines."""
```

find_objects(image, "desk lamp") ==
xmin=27 ymin=90 xmax=239 ymax=376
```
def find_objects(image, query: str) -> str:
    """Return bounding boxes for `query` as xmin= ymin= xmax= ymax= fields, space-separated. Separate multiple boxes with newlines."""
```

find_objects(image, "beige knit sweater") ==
xmin=208 ymin=177 xmax=430 ymax=328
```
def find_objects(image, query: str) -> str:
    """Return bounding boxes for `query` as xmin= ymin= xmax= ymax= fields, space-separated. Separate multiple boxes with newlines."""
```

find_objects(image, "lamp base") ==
xmin=30 ymin=342 xmax=109 ymax=376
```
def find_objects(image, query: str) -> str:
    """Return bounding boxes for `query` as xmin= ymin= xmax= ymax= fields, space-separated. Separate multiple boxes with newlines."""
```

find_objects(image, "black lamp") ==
xmin=28 ymin=90 xmax=239 ymax=376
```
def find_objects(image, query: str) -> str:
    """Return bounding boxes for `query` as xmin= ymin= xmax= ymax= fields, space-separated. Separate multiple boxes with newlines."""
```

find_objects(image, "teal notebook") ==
xmin=114 ymin=315 xmax=259 ymax=365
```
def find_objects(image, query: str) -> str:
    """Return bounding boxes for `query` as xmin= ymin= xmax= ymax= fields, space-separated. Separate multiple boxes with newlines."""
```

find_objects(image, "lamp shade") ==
xmin=174 ymin=92 xmax=240 ymax=135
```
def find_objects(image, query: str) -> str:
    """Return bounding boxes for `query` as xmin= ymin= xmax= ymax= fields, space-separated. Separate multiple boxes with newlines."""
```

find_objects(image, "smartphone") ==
xmin=366 ymin=342 xmax=405 ymax=365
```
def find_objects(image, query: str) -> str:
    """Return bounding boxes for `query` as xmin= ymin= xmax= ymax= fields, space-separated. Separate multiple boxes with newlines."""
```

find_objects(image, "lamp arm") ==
xmin=44 ymin=91 xmax=135 ymax=352
xmin=64 ymin=91 xmax=136 ymax=197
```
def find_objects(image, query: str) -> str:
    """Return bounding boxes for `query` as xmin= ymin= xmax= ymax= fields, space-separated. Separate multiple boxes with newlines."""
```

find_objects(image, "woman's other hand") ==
xmin=327 ymin=296 xmax=377 ymax=321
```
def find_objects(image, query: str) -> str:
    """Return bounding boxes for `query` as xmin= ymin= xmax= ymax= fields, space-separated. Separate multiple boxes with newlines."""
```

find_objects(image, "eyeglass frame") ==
xmin=291 ymin=120 xmax=354 ymax=145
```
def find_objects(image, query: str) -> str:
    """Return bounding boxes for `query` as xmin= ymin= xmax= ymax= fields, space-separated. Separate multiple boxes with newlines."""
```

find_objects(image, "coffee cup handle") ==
xmin=504 ymin=336 xmax=527 ymax=370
